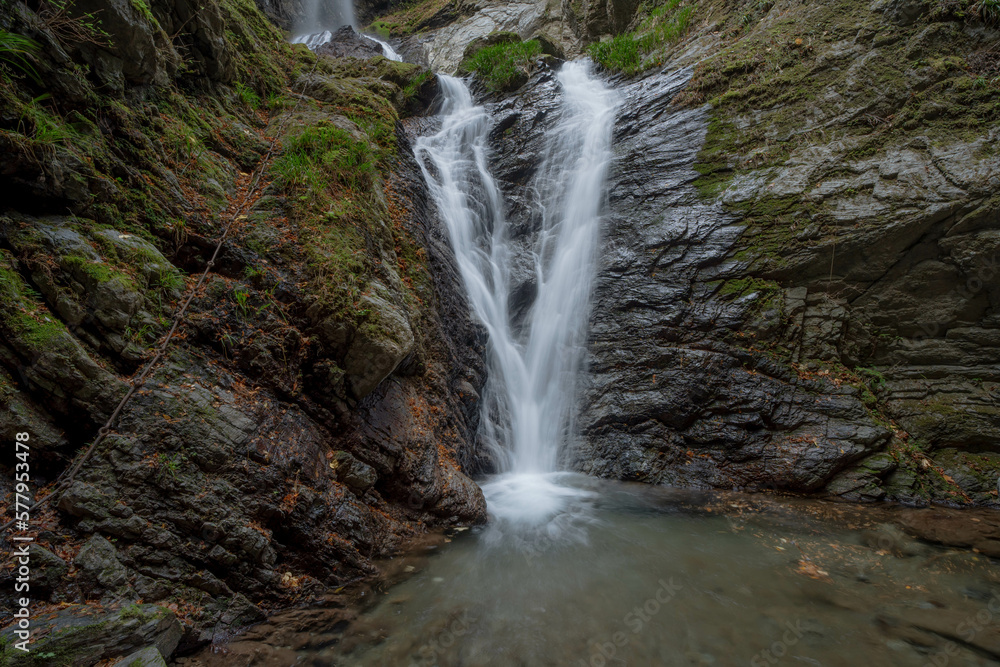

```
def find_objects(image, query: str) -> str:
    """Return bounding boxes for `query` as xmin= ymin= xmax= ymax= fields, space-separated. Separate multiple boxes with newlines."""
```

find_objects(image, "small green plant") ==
xmin=19 ymin=94 xmax=79 ymax=146
xmin=233 ymin=286 xmax=252 ymax=317
xmin=154 ymin=452 xmax=183 ymax=478
xmin=125 ymin=323 xmax=154 ymax=342
xmin=0 ymin=31 xmax=41 ymax=81
xmin=973 ymin=0 xmax=1000 ymax=24
xmin=234 ymin=81 xmax=261 ymax=109
xmin=856 ymin=366 xmax=887 ymax=392
xmin=462 ymin=39 xmax=541 ymax=92
xmin=153 ymin=270 xmax=185 ymax=293
xmin=265 ymin=91 xmax=289 ymax=111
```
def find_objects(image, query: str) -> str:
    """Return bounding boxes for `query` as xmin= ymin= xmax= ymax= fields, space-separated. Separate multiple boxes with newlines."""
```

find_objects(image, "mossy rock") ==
xmin=0 ymin=603 xmax=181 ymax=666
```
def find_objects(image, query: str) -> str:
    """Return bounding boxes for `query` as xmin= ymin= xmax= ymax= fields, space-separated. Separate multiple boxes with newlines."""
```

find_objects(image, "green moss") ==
xmin=461 ymin=39 xmax=541 ymax=92
xmin=0 ymin=251 xmax=67 ymax=350
xmin=119 ymin=603 xmax=156 ymax=622
xmin=271 ymin=122 xmax=384 ymax=315
xmin=61 ymin=255 xmax=137 ymax=290
xmin=402 ymin=69 xmax=434 ymax=102
xmin=364 ymin=0 xmax=454 ymax=38
xmin=129 ymin=0 xmax=157 ymax=25
xmin=717 ymin=277 xmax=778 ymax=297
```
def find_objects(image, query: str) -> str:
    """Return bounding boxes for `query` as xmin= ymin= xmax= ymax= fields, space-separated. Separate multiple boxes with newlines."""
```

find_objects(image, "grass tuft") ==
xmin=462 ymin=39 xmax=541 ymax=92
xmin=588 ymin=0 xmax=693 ymax=75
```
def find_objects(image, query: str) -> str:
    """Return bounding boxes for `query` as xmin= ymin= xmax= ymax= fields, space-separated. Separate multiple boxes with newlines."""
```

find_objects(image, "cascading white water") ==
xmin=296 ymin=0 xmax=355 ymax=35
xmin=415 ymin=63 xmax=618 ymax=524
xmin=291 ymin=30 xmax=402 ymax=61
xmin=290 ymin=0 xmax=401 ymax=61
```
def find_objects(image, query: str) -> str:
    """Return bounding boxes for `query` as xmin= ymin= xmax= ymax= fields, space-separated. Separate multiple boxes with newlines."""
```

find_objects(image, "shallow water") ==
xmin=284 ymin=474 xmax=1000 ymax=667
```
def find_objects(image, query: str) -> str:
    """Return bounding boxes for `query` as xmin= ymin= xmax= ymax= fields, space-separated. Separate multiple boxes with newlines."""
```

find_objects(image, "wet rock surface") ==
xmin=313 ymin=25 xmax=384 ymax=60
xmin=0 ymin=603 xmax=183 ymax=665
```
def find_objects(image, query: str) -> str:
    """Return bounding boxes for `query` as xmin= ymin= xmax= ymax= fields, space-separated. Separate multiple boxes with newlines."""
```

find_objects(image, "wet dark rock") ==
xmin=73 ymin=0 xmax=179 ymax=88
xmin=314 ymin=25 xmax=384 ymax=60
xmin=466 ymin=0 xmax=1000 ymax=505
xmin=0 ymin=603 xmax=182 ymax=666
xmin=74 ymin=535 xmax=134 ymax=598
xmin=0 ymin=0 xmax=487 ymax=649
xmin=333 ymin=450 xmax=379 ymax=493
xmin=29 ymin=544 xmax=69 ymax=596
xmin=112 ymin=646 xmax=168 ymax=667
xmin=481 ymin=66 xmax=891 ymax=492
xmin=882 ymin=0 xmax=928 ymax=26
xmin=894 ymin=507 xmax=1000 ymax=557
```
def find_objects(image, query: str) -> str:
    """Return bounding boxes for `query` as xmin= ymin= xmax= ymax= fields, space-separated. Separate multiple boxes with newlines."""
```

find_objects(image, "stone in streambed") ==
xmin=112 ymin=646 xmax=168 ymax=667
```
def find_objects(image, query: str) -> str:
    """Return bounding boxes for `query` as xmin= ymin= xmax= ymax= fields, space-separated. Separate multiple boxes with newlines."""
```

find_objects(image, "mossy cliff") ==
xmin=0 ymin=1 xmax=484 ymax=662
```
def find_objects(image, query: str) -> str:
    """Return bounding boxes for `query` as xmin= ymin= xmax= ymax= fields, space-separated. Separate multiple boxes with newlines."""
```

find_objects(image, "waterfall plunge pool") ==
xmin=201 ymin=476 xmax=1000 ymax=666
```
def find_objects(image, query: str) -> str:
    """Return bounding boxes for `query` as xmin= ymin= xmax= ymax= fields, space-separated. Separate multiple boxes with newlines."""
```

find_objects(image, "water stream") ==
xmin=415 ymin=63 xmax=617 ymax=528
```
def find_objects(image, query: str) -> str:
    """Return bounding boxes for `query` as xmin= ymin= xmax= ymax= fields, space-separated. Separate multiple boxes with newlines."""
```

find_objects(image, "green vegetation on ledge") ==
xmin=273 ymin=122 xmax=376 ymax=313
xmin=367 ymin=0 xmax=458 ymax=38
xmin=589 ymin=0 xmax=693 ymax=74
xmin=461 ymin=38 xmax=541 ymax=92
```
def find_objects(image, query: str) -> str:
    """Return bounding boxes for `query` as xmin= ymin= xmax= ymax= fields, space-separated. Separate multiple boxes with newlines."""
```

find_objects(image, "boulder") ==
xmin=0 ymin=604 xmax=182 ymax=666
xmin=344 ymin=291 xmax=415 ymax=399
xmin=112 ymin=646 xmax=167 ymax=667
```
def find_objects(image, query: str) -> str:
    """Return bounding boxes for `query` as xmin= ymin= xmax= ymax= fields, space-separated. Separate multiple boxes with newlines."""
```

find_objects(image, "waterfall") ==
xmin=296 ymin=0 xmax=355 ymax=35
xmin=415 ymin=63 xmax=618 ymax=522
xmin=290 ymin=0 xmax=401 ymax=61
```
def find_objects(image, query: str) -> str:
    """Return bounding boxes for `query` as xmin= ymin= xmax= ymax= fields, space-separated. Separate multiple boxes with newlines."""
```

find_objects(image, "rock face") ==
xmin=0 ymin=603 xmax=183 ymax=666
xmin=433 ymin=0 xmax=999 ymax=506
xmin=314 ymin=25 xmax=384 ymax=60
xmin=0 ymin=0 xmax=485 ymax=657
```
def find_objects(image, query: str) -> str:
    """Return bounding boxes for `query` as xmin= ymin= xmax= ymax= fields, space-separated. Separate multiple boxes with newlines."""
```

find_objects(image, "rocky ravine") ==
xmin=0 ymin=1 xmax=486 ymax=662
xmin=0 ymin=0 xmax=998 ymax=662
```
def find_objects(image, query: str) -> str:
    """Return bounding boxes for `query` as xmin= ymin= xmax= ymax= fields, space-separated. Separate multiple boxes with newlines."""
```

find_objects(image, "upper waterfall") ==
xmin=295 ymin=0 xmax=355 ymax=35
xmin=415 ymin=62 xmax=619 ymax=493
xmin=289 ymin=0 xmax=401 ymax=61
